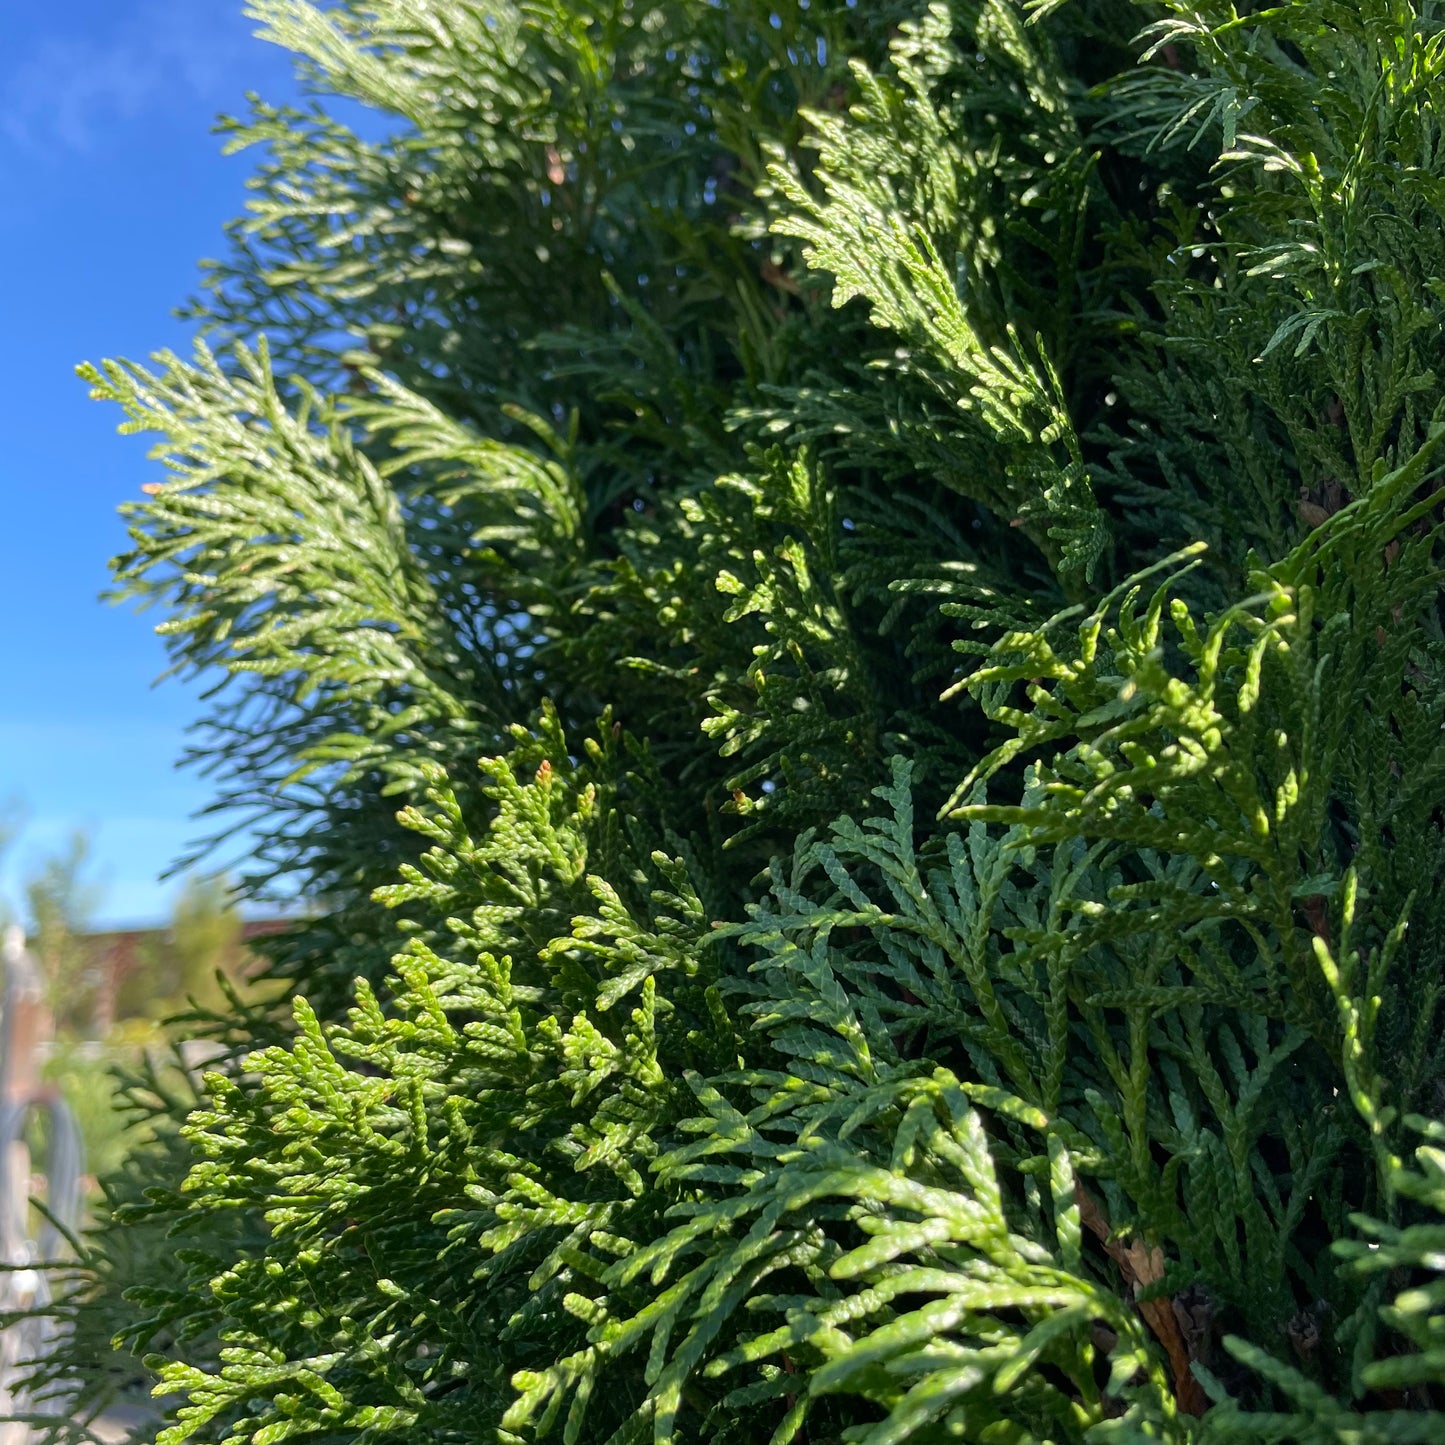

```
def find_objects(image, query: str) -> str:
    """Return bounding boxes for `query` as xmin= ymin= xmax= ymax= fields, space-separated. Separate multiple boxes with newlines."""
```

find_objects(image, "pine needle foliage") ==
xmin=33 ymin=0 xmax=1445 ymax=1442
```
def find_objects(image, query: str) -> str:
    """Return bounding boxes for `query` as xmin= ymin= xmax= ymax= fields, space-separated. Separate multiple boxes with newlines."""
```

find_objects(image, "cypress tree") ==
xmin=33 ymin=1 xmax=1445 ymax=1441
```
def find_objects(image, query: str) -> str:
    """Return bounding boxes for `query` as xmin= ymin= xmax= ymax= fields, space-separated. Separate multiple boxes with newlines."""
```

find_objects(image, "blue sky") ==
xmin=0 ymin=1 xmax=301 ymax=926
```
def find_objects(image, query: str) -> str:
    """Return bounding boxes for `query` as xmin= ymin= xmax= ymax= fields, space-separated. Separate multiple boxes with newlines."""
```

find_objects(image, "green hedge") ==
xmin=36 ymin=1 xmax=1445 ymax=1442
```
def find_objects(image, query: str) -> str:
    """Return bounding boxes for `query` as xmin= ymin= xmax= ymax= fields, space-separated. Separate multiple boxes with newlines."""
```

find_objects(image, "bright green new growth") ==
xmin=32 ymin=0 xmax=1445 ymax=1441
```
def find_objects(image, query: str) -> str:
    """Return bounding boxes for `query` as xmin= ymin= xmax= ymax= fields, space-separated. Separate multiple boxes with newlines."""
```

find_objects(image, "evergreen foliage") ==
xmin=33 ymin=0 xmax=1445 ymax=1440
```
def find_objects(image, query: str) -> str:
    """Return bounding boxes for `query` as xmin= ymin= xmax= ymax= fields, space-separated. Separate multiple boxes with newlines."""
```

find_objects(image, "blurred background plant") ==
xmin=0 ymin=818 xmax=271 ymax=1193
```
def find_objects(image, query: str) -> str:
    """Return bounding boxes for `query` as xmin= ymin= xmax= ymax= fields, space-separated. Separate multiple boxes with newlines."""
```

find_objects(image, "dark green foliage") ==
xmin=34 ymin=0 xmax=1445 ymax=1442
